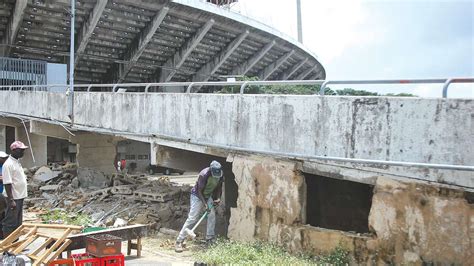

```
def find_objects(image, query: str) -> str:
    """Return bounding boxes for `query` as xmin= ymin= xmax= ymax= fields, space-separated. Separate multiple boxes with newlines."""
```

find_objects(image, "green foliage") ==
xmin=39 ymin=209 xmax=91 ymax=226
xmin=318 ymin=245 xmax=351 ymax=265
xmin=385 ymin=92 xmax=417 ymax=97
xmin=335 ymin=88 xmax=378 ymax=96
xmin=194 ymin=239 xmax=352 ymax=265
xmin=217 ymin=76 xmax=417 ymax=97
xmin=194 ymin=239 xmax=316 ymax=265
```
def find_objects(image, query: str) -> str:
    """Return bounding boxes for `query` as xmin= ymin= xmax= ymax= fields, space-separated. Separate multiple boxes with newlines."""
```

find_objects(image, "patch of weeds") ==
xmin=194 ymin=238 xmax=316 ymax=265
xmin=318 ymin=244 xmax=351 ymax=265
xmin=39 ymin=209 xmax=91 ymax=226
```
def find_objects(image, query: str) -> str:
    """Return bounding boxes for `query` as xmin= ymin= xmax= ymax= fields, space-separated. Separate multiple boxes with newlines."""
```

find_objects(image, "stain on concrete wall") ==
xmin=368 ymin=177 xmax=473 ymax=264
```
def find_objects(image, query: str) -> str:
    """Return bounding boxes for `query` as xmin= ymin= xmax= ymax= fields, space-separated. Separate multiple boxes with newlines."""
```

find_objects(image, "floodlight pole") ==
xmin=68 ymin=0 xmax=75 ymax=123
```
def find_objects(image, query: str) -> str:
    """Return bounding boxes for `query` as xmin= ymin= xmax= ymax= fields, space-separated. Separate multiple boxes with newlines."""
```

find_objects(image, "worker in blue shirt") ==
xmin=0 ymin=151 xmax=10 ymax=239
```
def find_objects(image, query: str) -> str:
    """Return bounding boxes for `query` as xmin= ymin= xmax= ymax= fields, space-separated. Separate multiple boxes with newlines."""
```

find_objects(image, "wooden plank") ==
xmin=1 ymin=239 xmax=26 ymax=251
xmin=30 ymin=238 xmax=54 ymax=256
xmin=45 ymin=239 xmax=72 ymax=263
xmin=0 ymin=225 xmax=25 ymax=248
xmin=35 ymin=228 xmax=73 ymax=265
xmin=12 ymin=235 xmax=39 ymax=255
xmin=23 ymin=223 xmax=83 ymax=230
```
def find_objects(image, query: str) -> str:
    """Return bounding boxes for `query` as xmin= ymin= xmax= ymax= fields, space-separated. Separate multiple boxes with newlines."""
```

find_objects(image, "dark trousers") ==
xmin=1 ymin=198 xmax=23 ymax=237
xmin=0 ymin=194 xmax=5 ymax=238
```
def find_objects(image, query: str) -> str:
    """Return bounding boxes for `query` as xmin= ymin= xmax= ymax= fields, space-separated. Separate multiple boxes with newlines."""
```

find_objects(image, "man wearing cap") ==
xmin=0 ymin=151 xmax=9 ymax=239
xmin=1 ymin=141 xmax=29 ymax=237
xmin=175 ymin=160 xmax=224 ymax=252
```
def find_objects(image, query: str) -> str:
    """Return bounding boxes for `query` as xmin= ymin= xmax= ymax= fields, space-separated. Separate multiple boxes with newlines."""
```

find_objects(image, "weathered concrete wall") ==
xmin=368 ymin=177 xmax=473 ymax=264
xmin=228 ymin=155 xmax=473 ymax=264
xmin=15 ymin=125 xmax=47 ymax=168
xmin=0 ymin=125 xmax=5 ymax=152
xmin=71 ymin=133 xmax=120 ymax=173
xmin=227 ymin=155 xmax=305 ymax=243
xmin=0 ymin=91 xmax=472 ymax=187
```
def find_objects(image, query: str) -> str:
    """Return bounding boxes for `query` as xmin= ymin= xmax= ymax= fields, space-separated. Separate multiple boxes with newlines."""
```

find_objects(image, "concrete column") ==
xmin=228 ymin=155 xmax=305 ymax=246
xmin=0 ymin=125 xmax=6 ymax=152
xmin=15 ymin=124 xmax=47 ymax=168
xmin=72 ymin=133 xmax=120 ymax=173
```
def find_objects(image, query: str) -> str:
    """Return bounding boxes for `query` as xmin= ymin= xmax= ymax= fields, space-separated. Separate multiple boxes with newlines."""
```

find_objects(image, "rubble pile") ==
xmin=25 ymin=163 xmax=191 ymax=231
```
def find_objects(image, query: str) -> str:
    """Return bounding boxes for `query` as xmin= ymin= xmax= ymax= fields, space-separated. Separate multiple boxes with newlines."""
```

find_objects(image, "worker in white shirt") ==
xmin=1 ymin=141 xmax=29 ymax=238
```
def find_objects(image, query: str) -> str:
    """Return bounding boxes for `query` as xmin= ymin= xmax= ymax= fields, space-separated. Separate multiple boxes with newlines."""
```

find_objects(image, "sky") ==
xmin=231 ymin=0 xmax=473 ymax=98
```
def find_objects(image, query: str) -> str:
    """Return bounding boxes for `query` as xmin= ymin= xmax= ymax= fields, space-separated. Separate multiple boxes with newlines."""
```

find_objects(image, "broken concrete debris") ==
xmin=26 ymin=163 xmax=191 ymax=232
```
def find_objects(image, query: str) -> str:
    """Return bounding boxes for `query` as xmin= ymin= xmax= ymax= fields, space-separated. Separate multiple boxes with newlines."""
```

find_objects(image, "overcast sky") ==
xmin=232 ymin=0 xmax=473 ymax=98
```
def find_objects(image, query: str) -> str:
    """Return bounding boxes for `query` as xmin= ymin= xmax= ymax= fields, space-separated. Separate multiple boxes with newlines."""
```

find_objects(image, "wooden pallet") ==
xmin=0 ymin=223 xmax=82 ymax=266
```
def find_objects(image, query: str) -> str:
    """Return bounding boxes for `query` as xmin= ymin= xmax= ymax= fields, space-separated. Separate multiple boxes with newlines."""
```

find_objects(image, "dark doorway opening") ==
xmin=305 ymin=173 xmax=373 ymax=233
xmin=5 ymin=126 xmax=15 ymax=154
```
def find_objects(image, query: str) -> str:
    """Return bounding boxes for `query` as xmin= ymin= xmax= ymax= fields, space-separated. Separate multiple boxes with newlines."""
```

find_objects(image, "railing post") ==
xmin=87 ymin=85 xmax=93 ymax=92
xmin=319 ymin=80 xmax=330 ymax=95
xmin=145 ymin=84 xmax=151 ymax=93
xmin=186 ymin=83 xmax=195 ymax=93
xmin=239 ymin=81 xmax=249 ymax=94
xmin=112 ymin=84 xmax=118 ymax=92
xmin=442 ymin=78 xmax=452 ymax=98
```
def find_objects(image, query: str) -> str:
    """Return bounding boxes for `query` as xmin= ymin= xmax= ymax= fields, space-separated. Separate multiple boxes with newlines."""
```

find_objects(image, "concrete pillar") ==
xmin=228 ymin=155 xmax=305 ymax=246
xmin=72 ymin=133 xmax=120 ymax=173
xmin=15 ymin=124 xmax=47 ymax=168
xmin=0 ymin=125 xmax=6 ymax=152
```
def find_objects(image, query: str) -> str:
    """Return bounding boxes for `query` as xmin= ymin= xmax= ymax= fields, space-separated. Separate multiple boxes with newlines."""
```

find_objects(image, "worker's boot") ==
xmin=175 ymin=241 xmax=184 ymax=253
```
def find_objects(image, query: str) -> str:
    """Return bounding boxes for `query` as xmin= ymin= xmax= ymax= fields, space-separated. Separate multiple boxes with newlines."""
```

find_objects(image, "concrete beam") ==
xmin=295 ymin=65 xmax=316 ymax=80
xmin=117 ymin=7 xmax=169 ymax=83
xmin=0 ymin=117 xmax=22 ymax=127
xmin=192 ymin=30 xmax=249 ymax=82
xmin=29 ymin=121 xmax=72 ymax=141
xmin=308 ymin=69 xmax=323 ymax=80
xmin=280 ymin=58 xmax=307 ymax=80
xmin=1 ymin=0 xmax=27 ymax=56
xmin=74 ymin=0 xmax=108 ymax=67
xmin=258 ymin=50 xmax=294 ymax=80
xmin=233 ymin=40 xmax=276 ymax=76
xmin=158 ymin=19 xmax=215 ymax=82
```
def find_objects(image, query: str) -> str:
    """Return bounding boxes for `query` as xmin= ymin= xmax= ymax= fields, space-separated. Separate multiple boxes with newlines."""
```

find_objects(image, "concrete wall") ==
xmin=15 ymin=124 xmax=47 ymax=168
xmin=0 ymin=91 xmax=472 ymax=187
xmin=0 ymin=125 xmax=5 ymax=152
xmin=368 ymin=177 xmax=473 ymax=264
xmin=71 ymin=133 xmax=120 ymax=173
xmin=228 ymin=155 xmax=473 ymax=264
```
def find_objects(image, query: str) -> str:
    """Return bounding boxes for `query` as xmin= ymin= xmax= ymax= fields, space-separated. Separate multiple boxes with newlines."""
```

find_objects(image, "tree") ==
xmin=217 ymin=76 xmax=416 ymax=97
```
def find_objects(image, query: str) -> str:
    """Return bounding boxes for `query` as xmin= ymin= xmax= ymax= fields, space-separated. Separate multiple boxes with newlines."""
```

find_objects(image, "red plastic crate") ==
xmin=101 ymin=254 xmax=125 ymax=266
xmin=71 ymin=253 xmax=101 ymax=266
xmin=48 ymin=258 xmax=74 ymax=266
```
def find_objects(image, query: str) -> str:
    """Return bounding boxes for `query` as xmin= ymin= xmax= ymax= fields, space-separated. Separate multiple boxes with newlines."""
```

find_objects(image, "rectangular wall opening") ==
xmin=305 ymin=173 xmax=373 ymax=233
xmin=5 ymin=126 xmax=15 ymax=153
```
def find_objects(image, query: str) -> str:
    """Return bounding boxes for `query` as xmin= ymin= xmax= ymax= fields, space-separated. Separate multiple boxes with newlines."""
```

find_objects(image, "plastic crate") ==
xmin=71 ymin=253 xmax=101 ymax=266
xmin=101 ymin=254 xmax=125 ymax=266
xmin=86 ymin=234 xmax=122 ymax=257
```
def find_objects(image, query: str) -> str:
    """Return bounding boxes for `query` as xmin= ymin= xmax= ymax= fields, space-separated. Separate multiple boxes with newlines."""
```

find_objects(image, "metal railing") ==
xmin=0 ymin=77 xmax=472 ymax=98
xmin=0 ymin=57 xmax=47 ymax=86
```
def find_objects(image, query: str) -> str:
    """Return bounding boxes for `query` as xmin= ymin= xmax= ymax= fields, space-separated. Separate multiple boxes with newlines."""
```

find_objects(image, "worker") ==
xmin=2 ymin=141 xmax=29 ymax=238
xmin=175 ymin=160 xmax=224 ymax=252
xmin=0 ymin=151 xmax=9 ymax=239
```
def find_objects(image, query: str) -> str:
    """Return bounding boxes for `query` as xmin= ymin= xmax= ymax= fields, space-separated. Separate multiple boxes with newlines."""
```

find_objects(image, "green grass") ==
xmin=39 ymin=209 xmax=91 ymax=226
xmin=194 ymin=239 xmax=350 ymax=265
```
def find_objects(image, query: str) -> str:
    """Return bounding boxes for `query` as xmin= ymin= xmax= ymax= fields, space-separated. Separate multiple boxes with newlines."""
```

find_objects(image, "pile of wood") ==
xmin=0 ymin=223 xmax=82 ymax=266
